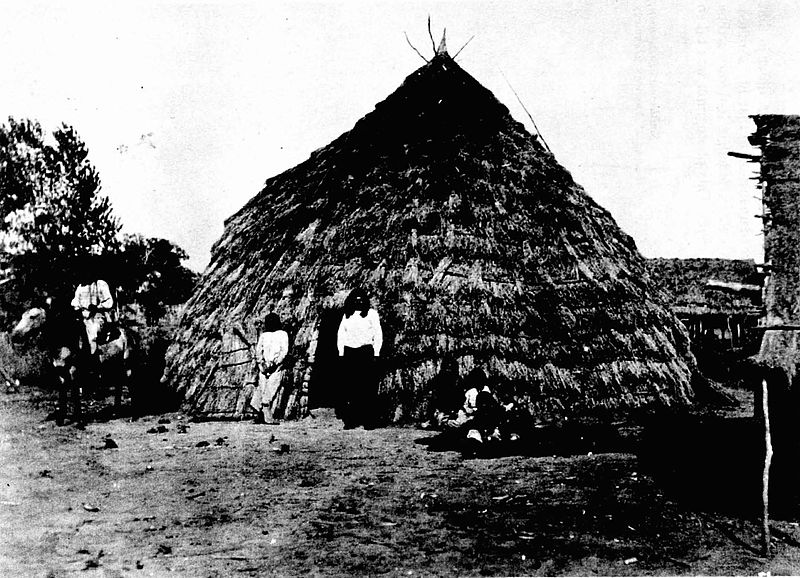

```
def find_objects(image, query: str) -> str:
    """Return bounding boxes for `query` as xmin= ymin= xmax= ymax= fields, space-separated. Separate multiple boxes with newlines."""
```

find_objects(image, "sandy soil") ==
xmin=2 ymin=385 xmax=800 ymax=577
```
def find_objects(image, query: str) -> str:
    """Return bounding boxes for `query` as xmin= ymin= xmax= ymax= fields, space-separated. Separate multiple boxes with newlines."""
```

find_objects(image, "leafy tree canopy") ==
xmin=1 ymin=119 xmax=198 ymax=328
xmin=114 ymin=234 xmax=199 ymax=323
xmin=1 ymin=118 xmax=120 ymax=260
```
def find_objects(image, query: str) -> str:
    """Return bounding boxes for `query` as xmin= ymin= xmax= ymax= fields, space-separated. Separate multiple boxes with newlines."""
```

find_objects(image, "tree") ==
xmin=0 ymin=118 xmax=120 ymax=305
xmin=1 ymin=118 xmax=198 ymax=330
xmin=113 ymin=235 xmax=199 ymax=323
xmin=1 ymin=118 xmax=120 ymax=257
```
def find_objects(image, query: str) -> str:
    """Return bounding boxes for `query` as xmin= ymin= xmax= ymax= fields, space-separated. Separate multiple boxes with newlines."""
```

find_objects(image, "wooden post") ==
xmin=727 ymin=316 xmax=734 ymax=349
xmin=761 ymin=378 xmax=773 ymax=557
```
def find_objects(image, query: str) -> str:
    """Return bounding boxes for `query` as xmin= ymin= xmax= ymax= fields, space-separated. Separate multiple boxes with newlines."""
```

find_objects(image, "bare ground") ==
xmin=2 ymin=385 xmax=800 ymax=577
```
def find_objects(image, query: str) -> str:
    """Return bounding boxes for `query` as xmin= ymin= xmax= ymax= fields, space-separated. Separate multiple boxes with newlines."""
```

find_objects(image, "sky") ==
xmin=2 ymin=1 xmax=799 ymax=271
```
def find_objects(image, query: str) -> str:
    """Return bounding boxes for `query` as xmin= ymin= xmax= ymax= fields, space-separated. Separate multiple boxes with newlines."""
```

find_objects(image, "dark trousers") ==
xmin=338 ymin=345 xmax=376 ymax=428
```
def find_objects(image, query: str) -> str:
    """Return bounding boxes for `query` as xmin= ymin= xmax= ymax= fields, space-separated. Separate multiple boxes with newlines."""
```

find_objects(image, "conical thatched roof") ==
xmin=163 ymin=52 xmax=698 ymax=423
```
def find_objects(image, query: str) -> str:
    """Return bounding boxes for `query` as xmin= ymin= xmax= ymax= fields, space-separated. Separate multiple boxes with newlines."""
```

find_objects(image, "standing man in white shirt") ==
xmin=336 ymin=287 xmax=383 ymax=429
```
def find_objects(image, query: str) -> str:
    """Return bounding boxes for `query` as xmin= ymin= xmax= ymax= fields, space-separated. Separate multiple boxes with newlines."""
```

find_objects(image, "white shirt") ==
xmin=71 ymin=280 xmax=114 ymax=313
xmin=256 ymin=330 xmax=289 ymax=370
xmin=337 ymin=308 xmax=382 ymax=356
xmin=463 ymin=387 xmax=479 ymax=415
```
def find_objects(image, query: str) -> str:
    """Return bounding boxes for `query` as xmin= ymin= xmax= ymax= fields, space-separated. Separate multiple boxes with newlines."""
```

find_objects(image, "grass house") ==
xmin=163 ymin=50 xmax=701 ymax=424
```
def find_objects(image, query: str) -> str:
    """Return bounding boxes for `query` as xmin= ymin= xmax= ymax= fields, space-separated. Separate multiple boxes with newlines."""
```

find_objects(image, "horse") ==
xmin=10 ymin=299 xmax=137 ymax=426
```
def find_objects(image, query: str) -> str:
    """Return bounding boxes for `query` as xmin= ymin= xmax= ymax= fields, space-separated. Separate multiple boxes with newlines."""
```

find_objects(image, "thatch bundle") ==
xmin=163 ymin=51 xmax=698 ymax=423
xmin=740 ymin=117 xmax=800 ymax=502
xmin=748 ymin=116 xmax=800 ymax=385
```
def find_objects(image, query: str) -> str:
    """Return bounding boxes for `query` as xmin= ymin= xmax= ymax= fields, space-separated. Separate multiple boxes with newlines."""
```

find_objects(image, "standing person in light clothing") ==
xmin=250 ymin=313 xmax=289 ymax=424
xmin=336 ymin=287 xmax=382 ymax=429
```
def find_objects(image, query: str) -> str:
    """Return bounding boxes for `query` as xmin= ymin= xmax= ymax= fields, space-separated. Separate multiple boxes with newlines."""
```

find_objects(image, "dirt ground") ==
xmin=2 ymin=385 xmax=800 ymax=577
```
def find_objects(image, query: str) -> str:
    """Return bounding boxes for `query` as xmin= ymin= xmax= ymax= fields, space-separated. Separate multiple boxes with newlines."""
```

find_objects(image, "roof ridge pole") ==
xmin=498 ymin=67 xmax=552 ymax=153
xmin=453 ymin=35 xmax=475 ymax=60
xmin=436 ymin=28 xmax=447 ymax=55
xmin=404 ymin=31 xmax=429 ymax=63
xmin=427 ymin=15 xmax=436 ymax=53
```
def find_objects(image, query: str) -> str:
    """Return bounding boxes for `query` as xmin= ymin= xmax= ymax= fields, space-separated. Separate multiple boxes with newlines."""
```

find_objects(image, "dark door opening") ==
xmin=307 ymin=307 xmax=343 ymax=409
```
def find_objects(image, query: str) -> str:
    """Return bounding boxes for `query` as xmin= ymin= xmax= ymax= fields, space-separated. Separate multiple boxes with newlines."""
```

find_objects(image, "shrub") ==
xmin=0 ymin=332 xmax=49 ymax=386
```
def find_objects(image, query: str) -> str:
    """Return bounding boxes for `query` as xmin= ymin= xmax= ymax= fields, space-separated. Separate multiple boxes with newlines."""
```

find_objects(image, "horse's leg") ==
xmin=121 ymin=332 xmax=137 ymax=421
xmin=109 ymin=335 xmax=126 ymax=416
xmin=114 ymin=358 xmax=124 ymax=411
xmin=84 ymin=318 xmax=102 ymax=401
xmin=128 ymin=358 xmax=140 ymax=421
xmin=53 ymin=348 xmax=71 ymax=426
xmin=70 ymin=364 xmax=84 ymax=428
xmin=56 ymin=370 xmax=68 ymax=426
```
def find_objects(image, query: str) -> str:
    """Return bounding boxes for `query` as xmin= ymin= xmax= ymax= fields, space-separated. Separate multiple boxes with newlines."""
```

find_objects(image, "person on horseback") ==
xmin=71 ymin=258 xmax=117 ymax=354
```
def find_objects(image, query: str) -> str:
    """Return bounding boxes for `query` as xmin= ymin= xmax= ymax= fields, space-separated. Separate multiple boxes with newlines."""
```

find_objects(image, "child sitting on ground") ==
xmin=443 ymin=367 xmax=486 ymax=429
xmin=466 ymin=377 xmax=504 ymax=444
xmin=466 ymin=376 xmax=526 ymax=445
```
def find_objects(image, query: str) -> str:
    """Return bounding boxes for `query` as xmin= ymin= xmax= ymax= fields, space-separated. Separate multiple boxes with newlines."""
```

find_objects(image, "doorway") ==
xmin=307 ymin=307 xmax=343 ymax=409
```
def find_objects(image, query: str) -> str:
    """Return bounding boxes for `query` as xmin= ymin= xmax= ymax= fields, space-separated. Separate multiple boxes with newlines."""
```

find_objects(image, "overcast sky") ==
xmin=2 ymin=1 xmax=799 ymax=271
